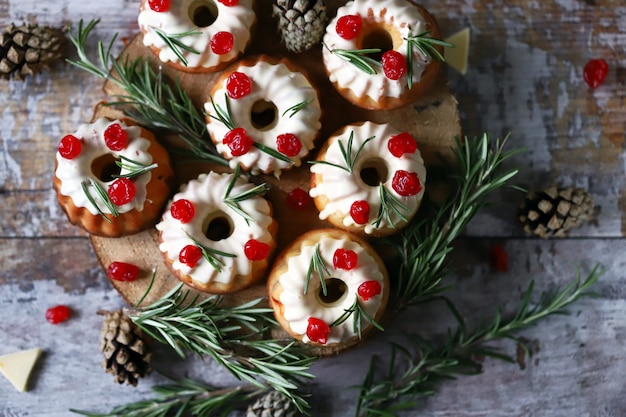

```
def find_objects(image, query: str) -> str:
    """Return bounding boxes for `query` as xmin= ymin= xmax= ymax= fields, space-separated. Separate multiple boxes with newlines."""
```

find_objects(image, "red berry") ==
xmin=217 ymin=0 xmax=238 ymax=5
xmin=45 ymin=305 xmax=71 ymax=324
xmin=107 ymin=178 xmax=136 ymax=206
xmin=211 ymin=31 xmax=234 ymax=55
xmin=350 ymin=200 xmax=370 ymax=224
xmin=171 ymin=199 xmax=195 ymax=223
xmin=223 ymin=127 xmax=254 ymax=156
xmin=382 ymin=50 xmax=407 ymax=80
xmin=358 ymin=280 xmax=382 ymax=301
xmin=107 ymin=261 xmax=140 ymax=282
xmin=583 ymin=58 xmax=608 ymax=89
xmin=58 ymin=135 xmax=82 ymax=159
xmin=336 ymin=14 xmax=362 ymax=40
xmin=226 ymin=71 xmax=252 ymax=99
xmin=104 ymin=123 xmax=128 ymax=151
xmin=148 ymin=0 xmax=170 ymax=12
xmin=306 ymin=317 xmax=330 ymax=344
xmin=388 ymin=132 xmax=417 ymax=157
xmin=392 ymin=170 xmax=422 ymax=196
xmin=276 ymin=133 xmax=302 ymax=157
xmin=490 ymin=244 xmax=509 ymax=272
xmin=179 ymin=245 xmax=203 ymax=268
xmin=244 ymin=239 xmax=271 ymax=261
xmin=333 ymin=248 xmax=358 ymax=270
xmin=286 ymin=188 xmax=311 ymax=210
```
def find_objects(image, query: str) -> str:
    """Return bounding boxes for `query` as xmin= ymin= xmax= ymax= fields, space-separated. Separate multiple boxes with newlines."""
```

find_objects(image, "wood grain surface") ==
xmin=2 ymin=0 xmax=626 ymax=416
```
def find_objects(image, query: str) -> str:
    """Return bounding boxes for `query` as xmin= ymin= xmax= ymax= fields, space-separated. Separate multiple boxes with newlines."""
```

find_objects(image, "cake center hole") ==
xmin=189 ymin=0 xmax=218 ymax=27
xmin=318 ymin=278 xmax=348 ymax=305
xmin=204 ymin=214 xmax=233 ymax=241
xmin=250 ymin=100 xmax=278 ymax=131
xmin=360 ymin=27 xmax=394 ymax=62
xmin=360 ymin=158 xmax=389 ymax=186
xmin=91 ymin=154 xmax=121 ymax=183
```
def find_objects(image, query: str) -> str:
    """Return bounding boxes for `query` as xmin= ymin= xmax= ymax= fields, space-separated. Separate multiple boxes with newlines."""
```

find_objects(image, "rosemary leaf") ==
xmin=253 ymin=141 xmax=293 ymax=164
xmin=331 ymin=48 xmax=382 ymax=74
xmin=309 ymin=131 xmax=374 ymax=173
xmin=113 ymin=155 xmax=158 ymax=179
xmin=405 ymin=31 xmax=455 ymax=89
xmin=151 ymin=26 xmax=201 ymax=67
xmin=223 ymin=164 xmax=269 ymax=224
xmin=331 ymin=298 xmax=384 ymax=339
xmin=373 ymin=184 xmax=410 ymax=228
xmin=183 ymin=232 xmax=236 ymax=272
xmin=81 ymin=178 xmax=118 ymax=222
xmin=304 ymin=244 xmax=330 ymax=296
xmin=207 ymin=94 xmax=236 ymax=130
xmin=282 ymin=98 xmax=313 ymax=118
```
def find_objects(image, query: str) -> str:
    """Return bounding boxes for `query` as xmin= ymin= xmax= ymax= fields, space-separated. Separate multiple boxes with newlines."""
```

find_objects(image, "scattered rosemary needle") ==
xmin=150 ymin=26 xmax=201 ymax=67
xmin=405 ymin=31 xmax=454 ymax=89
xmin=81 ymin=178 xmax=118 ymax=222
xmin=331 ymin=298 xmax=384 ymax=339
xmin=330 ymin=47 xmax=381 ymax=74
xmin=309 ymin=131 xmax=374 ymax=173
xmin=113 ymin=155 xmax=158 ymax=179
xmin=304 ymin=243 xmax=330 ymax=296
xmin=373 ymin=183 xmax=410 ymax=228
xmin=282 ymin=98 xmax=313 ymax=118
xmin=223 ymin=164 xmax=269 ymax=225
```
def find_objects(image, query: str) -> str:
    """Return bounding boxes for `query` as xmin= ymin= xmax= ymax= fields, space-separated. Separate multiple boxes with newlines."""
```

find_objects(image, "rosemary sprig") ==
xmin=330 ymin=47 xmax=382 ymax=74
xmin=392 ymin=133 xmax=522 ymax=309
xmin=282 ymin=98 xmax=313 ymax=118
xmin=331 ymin=298 xmax=384 ymax=340
xmin=67 ymin=19 xmax=227 ymax=166
xmin=81 ymin=178 xmax=118 ymax=222
xmin=150 ymin=26 xmax=201 ymax=67
xmin=113 ymin=155 xmax=158 ymax=179
xmin=304 ymin=244 xmax=330 ymax=296
xmin=223 ymin=164 xmax=269 ymax=224
xmin=373 ymin=184 xmax=410 ymax=228
xmin=127 ymin=284 xmax=316 ymax=413
xmin=309 ymin=131 xmax=374 ymax=173
xmin=405 ymin=31 xmax=454 ymax=89
xmin=355 ymin=265 xmax=603 ymax=416
xmin=70 ymin=377 xmax=265 ymax=417
xmin=184 ymin=231 xmax=236 ymax=272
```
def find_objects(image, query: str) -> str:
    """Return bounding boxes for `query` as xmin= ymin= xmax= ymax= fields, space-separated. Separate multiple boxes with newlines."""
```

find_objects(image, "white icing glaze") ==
xmin=322 ymin=0 xmax=432 ymax=101
xmin=278 ymin=235 xmax=385 ymax=344
xmin=205 ymin=59 xmax=322 ymax=176
xmin=138 ymin=0 xmax=255 ymax=69
xmin=310 ymin=122 xmax=426 ymax=234
xmin=156 ymin=172 xmax=274 ymax=285
xmin=54 ymin=118 xmax=153 ymax=215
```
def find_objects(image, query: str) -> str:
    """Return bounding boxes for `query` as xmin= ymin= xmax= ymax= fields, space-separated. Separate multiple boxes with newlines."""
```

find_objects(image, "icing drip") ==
xmin=54 ymin=118 xmax=153 ymax=215
xmin=322 ymin=0 xmax=431 ymax=101
xmin=278 ymin=235 xmax=385 ymax=344
xmin=205 ymin=59 xmax=322 ymax=176
xmin=156 ymin=172 xmax=274 ymax=285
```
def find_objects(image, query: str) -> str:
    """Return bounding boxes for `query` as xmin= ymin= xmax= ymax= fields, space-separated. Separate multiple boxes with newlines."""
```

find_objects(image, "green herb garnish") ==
xmin=81 ymin=178 xmax=118 ymax=222
xmin=151 ymin=26 xmax=201 ymax=67
xmin=304 ymin=244 xmax=330 ymax=296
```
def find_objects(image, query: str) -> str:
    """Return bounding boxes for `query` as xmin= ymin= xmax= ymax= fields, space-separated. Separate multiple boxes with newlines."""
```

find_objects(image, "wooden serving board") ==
xmin=89 ymin=1 xmax=461 ymax=353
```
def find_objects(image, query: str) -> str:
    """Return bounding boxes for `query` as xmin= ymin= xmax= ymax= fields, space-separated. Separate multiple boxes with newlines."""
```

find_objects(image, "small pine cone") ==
xmin=273 ymin=0 xmax=327 ymax=53
xmin=246 ymin=390 xmax=299 ymax=417
xmin=0 ymin=23 xmax=67 ymax=80
xmin=99 ymin=309 xmax=152 ymax=386
xmin=518 ymin=185 xmax=595 ymax=238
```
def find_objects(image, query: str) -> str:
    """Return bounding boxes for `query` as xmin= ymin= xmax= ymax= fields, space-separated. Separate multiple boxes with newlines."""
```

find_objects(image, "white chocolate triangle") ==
xmin=445 ymin=28 xmax=471 ymax=75
xmin=0 ymin=348 xmax=42 ymax=392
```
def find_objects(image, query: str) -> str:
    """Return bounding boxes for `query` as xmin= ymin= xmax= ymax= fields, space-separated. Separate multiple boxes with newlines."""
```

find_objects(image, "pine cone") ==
xmin=273 ymin=0 xmax=327 ymax=53
xmin=99 ymin=310 xmax=152 ymax=386
xmin=518 ymin=185 xmax=595 ymax=238
xmin=0 ymin=23 xmax=67 ymax=80
xmin=246 ymin=390 xmax=299 ymax=417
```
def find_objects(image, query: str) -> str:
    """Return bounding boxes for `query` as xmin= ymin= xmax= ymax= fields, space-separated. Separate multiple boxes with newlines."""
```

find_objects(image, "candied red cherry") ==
xmin=223 ymin=127 xmax=254 ymax=156
xmin=107 ymin=178 xmax=136 ymax=206
xmin=179 ymin=245 xmax=203 ymax=268
xmin=244 ymin=239 xmax=271 ymax=261
xmin=148 ymin=0 xmax=170 ymax=12
xmin=58 ymin=135 xmax=82 ymax=159
xmin=490 ymin=244 xmax=509 ymax=272
xmin=388 ymin=132 xmax=417 ymax=157
xmin=336 ymin=14 xmax=362 ymax=40
xmin=306 ymin=317 xmax=330 ymax=344
xmin=211 ymin=31 xmax=234 ymax=55
xmin=104 ymin=123 xmax=128 ymax=151
xmin=358 ymin=280 xmax=382 ymax=301
xmin=217 ymin=0 xmax=238 ymax=5
xmin=583 ymin=58 xmax=608 ymax=89
xmin=45 ymin=305 xmax=71 ymax=324
xmin=286 ymin=188 xmax=311 ymax=210
xmin=171 ymin=199 xmax=195 ymax=223
xmin=350 ymin=200 xmax=370 ymax=225
xmin=333 ymin=248 xmax=358 ymax=270
xmin=392 ymin=170 xmax=422 ymax=197
xmin=276 ymin=133 xmax=302 ymax=157
xmin=382 ymin=50 xmax=407 ymax=81
xmin=107 ymin=261 xmax=140 ymax=282
xmin=226 ymin=71 xmax=252 ymax=99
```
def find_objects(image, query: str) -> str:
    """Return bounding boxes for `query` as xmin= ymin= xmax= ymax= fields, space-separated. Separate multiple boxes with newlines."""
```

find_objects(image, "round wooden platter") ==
xmin=89 ymin=1 xmax=461 ymax=354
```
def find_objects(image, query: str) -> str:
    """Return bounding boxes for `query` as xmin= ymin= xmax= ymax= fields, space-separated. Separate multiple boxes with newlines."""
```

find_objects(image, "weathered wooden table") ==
xmin=2 ymin=0 xmax=625 ymax=415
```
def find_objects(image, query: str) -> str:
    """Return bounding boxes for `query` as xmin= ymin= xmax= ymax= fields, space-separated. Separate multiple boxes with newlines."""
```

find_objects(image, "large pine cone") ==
xmin=518 ymin=185 xmax=595 ymax=238
xmin=0 ymin=23 xmax=67 ymax=79
xmin=273 ymin=0 xmax=327 ymax=53
xmin=246 ymin=390 xmax=299 ymax=417
xmin=99 ymin=310 xmax=152 ymax=386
